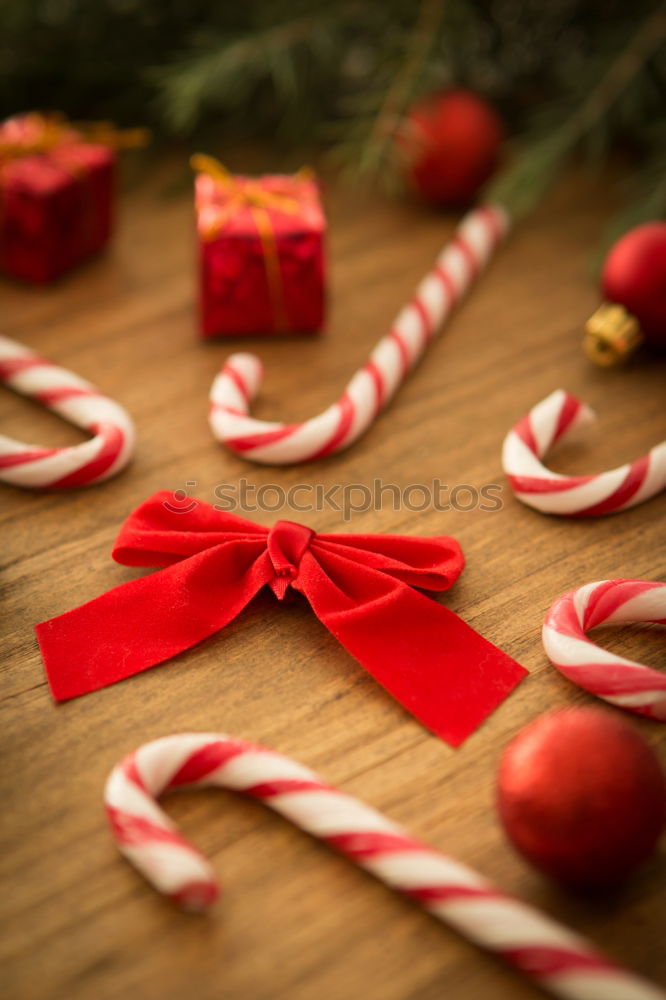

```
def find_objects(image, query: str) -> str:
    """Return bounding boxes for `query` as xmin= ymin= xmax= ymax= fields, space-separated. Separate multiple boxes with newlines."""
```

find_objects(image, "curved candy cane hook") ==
xmin=502 ymin=389 xmax=666 ymax=516
xmin=106 ymin=733 xmax=665 ymax=1000
xmin=0 ymin=336 xmax=135 ymax=489
xmin=543 ymin=579 xmax=666 ymax=720
xmin=209 ymin=205 xmax=508 ymax=465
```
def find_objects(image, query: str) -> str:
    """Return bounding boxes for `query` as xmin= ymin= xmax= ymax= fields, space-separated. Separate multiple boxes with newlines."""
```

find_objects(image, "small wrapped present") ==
xmin=0 ymin=113 xmax=145 ymax=284
xmin=192 ymin=155 xmax=326 ymax=337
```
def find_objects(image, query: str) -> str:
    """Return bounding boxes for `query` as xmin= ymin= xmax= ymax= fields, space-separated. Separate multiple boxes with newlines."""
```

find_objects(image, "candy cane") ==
xmin=543 ymin=579 xmax=666 ymax=721
xmin=502 ymin=389 xmax=666 ymax=516
xmin=209 ymin=204 xmax=508 ymax=465
xmin=0 ymin=336 xmax=135 ymax=489
xmin=106 ymin=733 xmax=665 ymax=1000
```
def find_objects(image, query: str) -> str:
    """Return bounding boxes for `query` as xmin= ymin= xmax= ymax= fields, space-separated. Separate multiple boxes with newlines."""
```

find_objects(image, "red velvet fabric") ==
xmin=35 ymin=492 xmax=526 ymax=746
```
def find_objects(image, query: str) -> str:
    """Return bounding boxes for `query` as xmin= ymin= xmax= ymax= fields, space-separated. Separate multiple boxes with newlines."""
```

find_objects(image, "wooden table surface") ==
xmin=2 ymin=160 xmax=665 ymax=1000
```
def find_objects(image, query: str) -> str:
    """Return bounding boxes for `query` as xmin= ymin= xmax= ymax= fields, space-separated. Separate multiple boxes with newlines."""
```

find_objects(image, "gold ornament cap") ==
xmin=583 ymin=303 xmax=644 ymax=366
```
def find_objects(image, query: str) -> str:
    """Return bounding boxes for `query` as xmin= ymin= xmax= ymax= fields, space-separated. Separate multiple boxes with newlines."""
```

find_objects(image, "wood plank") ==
xmin=1 ymin=161 xmax=665 ymax=1000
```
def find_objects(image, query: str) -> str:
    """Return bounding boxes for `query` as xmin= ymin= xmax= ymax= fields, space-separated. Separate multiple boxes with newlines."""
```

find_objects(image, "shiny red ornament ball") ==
xmin=602 ymin=221 xmax=666 ymax=347
xmin=497 ymin=707 xmax=666 ymax=888
xmin=400 ymin=90 xmax=504 ymax=207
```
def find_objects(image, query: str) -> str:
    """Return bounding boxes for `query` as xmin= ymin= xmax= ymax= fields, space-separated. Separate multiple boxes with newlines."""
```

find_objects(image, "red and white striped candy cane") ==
xmin=105 ymin=733 xmax=665 ymax=1000
xmin=543 ymin=579 xmax=666 ymax=721
xmin=209 ymin=204 xmax=508 ymax=465
xmin=0 ymin=336 xmax=135 ymax=489
xmin=502 ymin=389 xmax=666 ymax=516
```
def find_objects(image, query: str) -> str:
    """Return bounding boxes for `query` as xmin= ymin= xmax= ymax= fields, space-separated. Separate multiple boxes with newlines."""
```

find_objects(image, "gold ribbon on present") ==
xmin=191 ymin=154 xmax=313 ymax=332
xmin=74 ymin=120 xmax=151 ymax=150
xmin=0 ymin=111 xmax=150 ymax=162
xmin=0 ymin=113 xmax=72 ymax=159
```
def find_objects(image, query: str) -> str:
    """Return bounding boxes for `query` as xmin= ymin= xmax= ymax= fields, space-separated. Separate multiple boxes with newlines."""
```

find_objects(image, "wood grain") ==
xmin=1 ymin=160 xmax=665 ymax=1000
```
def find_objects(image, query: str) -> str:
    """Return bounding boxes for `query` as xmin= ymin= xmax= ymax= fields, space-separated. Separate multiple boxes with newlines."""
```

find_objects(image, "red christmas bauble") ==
xmin=400 ymin=90 xmax=504 ymax=207
xmin=497 ymin=708 xmax=666 ymax=888
xmin=602 ymin=221 xmax=666 ymax=347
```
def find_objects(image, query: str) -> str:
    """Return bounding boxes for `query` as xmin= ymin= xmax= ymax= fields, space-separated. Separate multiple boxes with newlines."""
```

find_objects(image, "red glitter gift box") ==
xmin=193 ymin=156 xmax=326 ymax=337
xmin=0 ymin=113 xmax=115 ymax=284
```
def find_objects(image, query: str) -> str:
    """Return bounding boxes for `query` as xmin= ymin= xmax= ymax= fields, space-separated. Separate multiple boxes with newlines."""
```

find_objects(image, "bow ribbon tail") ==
xmin=36 ymin=545 xmax=274 ymax=702
xmin=297 ymin=555 xmax=527 ymax=747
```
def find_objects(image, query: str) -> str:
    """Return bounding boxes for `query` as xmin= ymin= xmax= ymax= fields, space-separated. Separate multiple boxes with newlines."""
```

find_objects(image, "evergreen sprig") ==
xmin=0 ymin=0 xmax=664 ymax=239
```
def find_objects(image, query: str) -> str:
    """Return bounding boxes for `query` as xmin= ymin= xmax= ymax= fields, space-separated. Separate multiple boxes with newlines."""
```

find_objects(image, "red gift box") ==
xmin=193 ymin=157 xmax=326 ymax=337
xmin=0 ymin=114 xmax=115 ymax=284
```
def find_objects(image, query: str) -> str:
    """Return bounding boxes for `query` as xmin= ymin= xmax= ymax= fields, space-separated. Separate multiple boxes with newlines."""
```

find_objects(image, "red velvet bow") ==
xmin=35 ymin=492 xmax=526 ymax=746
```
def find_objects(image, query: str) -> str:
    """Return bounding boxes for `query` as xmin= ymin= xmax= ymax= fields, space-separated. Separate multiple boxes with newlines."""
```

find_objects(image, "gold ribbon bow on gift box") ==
xmin=191 ymin=154 xmax=314 ymax=332
xmin=0 ymin=111 xmax=149 ymax=161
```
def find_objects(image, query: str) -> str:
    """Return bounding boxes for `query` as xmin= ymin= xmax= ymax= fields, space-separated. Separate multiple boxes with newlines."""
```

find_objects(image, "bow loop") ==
xmin=312 ymin=532 xmax=464 ymax=592
xmin=112 ymin=491 xmax=268 ymax=567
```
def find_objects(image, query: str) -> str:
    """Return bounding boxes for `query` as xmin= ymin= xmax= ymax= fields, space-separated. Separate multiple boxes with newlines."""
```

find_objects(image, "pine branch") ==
xmin=593 ymin=143 xmax=666 ymax=270
xmin=1 ymin=0 xmax=664 ymax=239
xmin=151 ymin=9 xmax=346 ymax=134
xmin=358 ymin=0 xmax=445 ymax=180
xmin=485 ymin=5 xmax=666 ymax=220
